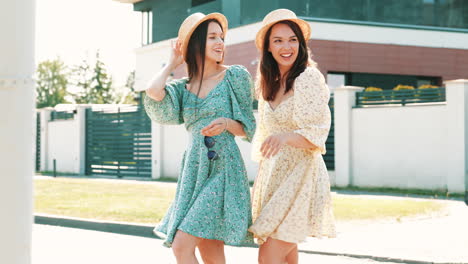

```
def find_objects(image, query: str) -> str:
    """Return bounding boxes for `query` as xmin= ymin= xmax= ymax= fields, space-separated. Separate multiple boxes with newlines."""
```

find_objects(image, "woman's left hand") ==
xmin=261 ymin=133 xmax=289 ymax=158
xmin=201 ymin=117 xmax=228 ymax=137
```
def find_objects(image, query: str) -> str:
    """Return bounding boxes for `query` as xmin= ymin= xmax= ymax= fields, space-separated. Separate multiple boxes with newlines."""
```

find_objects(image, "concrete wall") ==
xmin=38 ymin=106 xmax=88 ymax=174
xmin=351 ymin=104 xmax=448 ymax=190
xmin=47 ymin=119 xmax=80 ymax=173
xmin=334 ymin=80 xmax=468 ymax=193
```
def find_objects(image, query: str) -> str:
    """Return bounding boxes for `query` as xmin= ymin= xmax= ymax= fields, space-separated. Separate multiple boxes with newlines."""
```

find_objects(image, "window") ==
xmin=192 ymin=0 xmax=215 ymax=7
xmin=298 ymin=0 xmax=468 ymax=30
xmin=141 ymin=10 xmax=153 ymax=46
xmin=345 ymin=72 xmax=440 ymax=90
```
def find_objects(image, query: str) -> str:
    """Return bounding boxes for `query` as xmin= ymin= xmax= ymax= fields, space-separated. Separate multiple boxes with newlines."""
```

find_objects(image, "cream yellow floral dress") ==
xmin=249 ymin=66 xmax=336 ymax=244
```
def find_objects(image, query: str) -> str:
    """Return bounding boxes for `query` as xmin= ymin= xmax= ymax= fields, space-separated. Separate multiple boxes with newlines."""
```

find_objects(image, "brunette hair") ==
xmin=258 ymin=20 xmax=311 ymax=101
xmin=185 ymin=19 xmax=223 ymax=96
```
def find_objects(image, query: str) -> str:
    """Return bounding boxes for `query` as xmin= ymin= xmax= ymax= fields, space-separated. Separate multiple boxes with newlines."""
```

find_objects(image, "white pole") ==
xmin=0 ymin=0 xmax=35 ymax=263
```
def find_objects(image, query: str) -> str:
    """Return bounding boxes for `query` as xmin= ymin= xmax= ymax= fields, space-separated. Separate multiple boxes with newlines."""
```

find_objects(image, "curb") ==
xmin=34 ymin=214 xmax=464 ymax=264
xmin=34 ymin=214 xmax=155 ymax=239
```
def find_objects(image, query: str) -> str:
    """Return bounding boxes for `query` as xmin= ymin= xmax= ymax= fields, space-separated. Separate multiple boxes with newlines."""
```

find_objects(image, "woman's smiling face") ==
xmin=268 ymin=22 xmax=299 ymax=73
xmin=205 ymin=21 xmax=225 ymax=63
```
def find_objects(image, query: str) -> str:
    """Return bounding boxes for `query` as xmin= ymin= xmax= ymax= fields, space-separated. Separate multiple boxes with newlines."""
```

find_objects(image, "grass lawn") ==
xmin=333 ymin=196 xmax=444 ymax=221
xmin=34 ymin=177 xmax=445 ymax=224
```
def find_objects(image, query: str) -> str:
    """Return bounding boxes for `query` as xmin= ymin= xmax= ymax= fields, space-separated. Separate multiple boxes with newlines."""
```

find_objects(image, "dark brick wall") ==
xmin=174 ymin=39 xmax=468 ymax=83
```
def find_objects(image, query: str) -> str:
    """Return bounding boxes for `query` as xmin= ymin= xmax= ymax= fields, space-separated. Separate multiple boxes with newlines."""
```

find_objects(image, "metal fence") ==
xmin=50 ymin=110 xmax=75 ymax=121
xmin=324 ymin=95 xmax=335 ymax=170
xmin=356 ymin=87 xmax=446 ymax=107
xmin=36 ymin=112 xmax=41 ymax=171
xmin=85 ymin=106 xmax=152 ymax=178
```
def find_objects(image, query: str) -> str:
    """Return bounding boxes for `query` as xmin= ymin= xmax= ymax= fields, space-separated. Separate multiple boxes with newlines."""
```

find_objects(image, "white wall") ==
xmin=351 ymin=104 xmax=448 ymax=190
xmin=160 ymin=123 xmax=188 ymax=179
xmin=227 ymin=19 xmax=468 ymax=50
xmin=134 ymin=40 xmax=172 ymax=91
xmin=47 ymin=119 xmax=80 ymax=173
xmin=236 ymin=136 xmax=260 ymax=181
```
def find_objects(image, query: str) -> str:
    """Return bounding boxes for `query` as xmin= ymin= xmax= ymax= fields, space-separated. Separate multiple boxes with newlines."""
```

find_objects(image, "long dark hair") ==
xmin=185 ymin=18 xmax=223 ymax=97
xmin=258 ymin=20 xmax=310 ymax=101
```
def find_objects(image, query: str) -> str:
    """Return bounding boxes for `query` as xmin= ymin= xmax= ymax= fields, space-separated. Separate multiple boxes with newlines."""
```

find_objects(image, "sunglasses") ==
xmin=204 ymin=136 xmax=219 ymax=160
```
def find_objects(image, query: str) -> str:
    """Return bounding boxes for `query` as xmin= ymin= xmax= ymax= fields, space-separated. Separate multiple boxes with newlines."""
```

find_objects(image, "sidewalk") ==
xmin=301 ymin=198 xmax=468 ymax=264
xmin=33 ymin=224 xmax=402 ymax=264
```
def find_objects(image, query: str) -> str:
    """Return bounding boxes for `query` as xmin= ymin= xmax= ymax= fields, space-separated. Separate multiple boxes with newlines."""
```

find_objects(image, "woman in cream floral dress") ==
xmin=250 ymin=9 xmax=336 ymax=264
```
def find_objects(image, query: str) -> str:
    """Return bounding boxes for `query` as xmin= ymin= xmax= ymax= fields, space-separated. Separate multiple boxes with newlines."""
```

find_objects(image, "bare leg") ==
xmin=258 ymin=238 xmax=297 ymax=264
xmin=285 ymin=244 xmax=298 ymax=264
xmin=197 ymin=238 xmax=225 ymax=264
xmin=172 ymin=230 xmax=201 ymax=264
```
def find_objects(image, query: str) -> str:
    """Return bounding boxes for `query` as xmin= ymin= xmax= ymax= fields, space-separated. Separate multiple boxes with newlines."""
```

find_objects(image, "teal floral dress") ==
xmin=144 ymin=65 xmax=256 ymax=247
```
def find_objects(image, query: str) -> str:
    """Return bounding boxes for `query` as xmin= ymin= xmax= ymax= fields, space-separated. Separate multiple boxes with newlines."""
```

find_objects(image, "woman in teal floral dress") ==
xmin=143 ymin=12 xmax=255 ymax=264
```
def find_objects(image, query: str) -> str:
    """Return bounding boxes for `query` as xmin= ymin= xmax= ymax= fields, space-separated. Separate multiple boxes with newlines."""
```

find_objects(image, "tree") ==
xmin=36 ymin=58 xmax=69 ymax=108
xmin=117 ymin=70 xmax=139 ymax=104
xmin=126 ymin=70 xmax=136 ymax=93
xmin=71 ymin=58 xmax=94 ymax=104
xmin=72 ymin=51 xmax=115 ymax=104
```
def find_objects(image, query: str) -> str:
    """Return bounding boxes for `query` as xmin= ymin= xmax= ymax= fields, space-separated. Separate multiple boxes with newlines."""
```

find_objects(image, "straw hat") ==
xmin=178 ymin=12 xmax=228 ymax=58
xmin=255 ymin=9 xmax=311 ymax=50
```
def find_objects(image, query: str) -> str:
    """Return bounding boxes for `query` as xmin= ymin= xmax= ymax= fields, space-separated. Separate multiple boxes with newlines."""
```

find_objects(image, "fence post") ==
xmin=445 ymin=79 xmax=468 ymax=194
xmin=333 ymin=86 xmax=364 ymax=187
xmin=151 ymin=121 xmax=163 ymax=180
xmin=39 ymin=108 xmax=53 ymax=172
xmin=76 ymin=105 xmax=90 ymax=175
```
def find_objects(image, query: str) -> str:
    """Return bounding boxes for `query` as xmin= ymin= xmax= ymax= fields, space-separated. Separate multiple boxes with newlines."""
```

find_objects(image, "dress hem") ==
xmin=154 ymin=226 xmax=256 ymax=248
xmin=248 ymin=226 xmax=336 ymax=245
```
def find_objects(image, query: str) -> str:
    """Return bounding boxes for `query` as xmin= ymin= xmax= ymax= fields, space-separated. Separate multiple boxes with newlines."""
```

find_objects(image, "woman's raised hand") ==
xmin=168 ymin=40 xmax=184 ymax=70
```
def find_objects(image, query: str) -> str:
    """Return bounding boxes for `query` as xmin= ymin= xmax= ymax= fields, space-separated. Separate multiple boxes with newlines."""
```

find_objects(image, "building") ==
xmin=115 ymin=0 xmax=468 ymax=91
xmin=111 ymin=0 xmax=468 ymax=193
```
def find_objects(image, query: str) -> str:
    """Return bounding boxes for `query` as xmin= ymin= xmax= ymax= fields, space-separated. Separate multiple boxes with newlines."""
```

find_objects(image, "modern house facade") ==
xmin=110 ymin=0 xmax=468 ymax=193
xmin=115 ymin=0 xmax=468 ymax=91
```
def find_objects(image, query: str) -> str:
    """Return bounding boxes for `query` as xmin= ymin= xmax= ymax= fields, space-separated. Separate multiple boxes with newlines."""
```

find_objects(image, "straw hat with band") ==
xmin=178 ymin=12 xmax=228 ymax=59
xmin=255 ymin=9 xmax=311 ymax=51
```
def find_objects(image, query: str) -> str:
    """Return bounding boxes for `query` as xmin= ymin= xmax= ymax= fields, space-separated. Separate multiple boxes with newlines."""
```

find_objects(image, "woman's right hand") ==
xmin=145 ymin=40 xmax=184 ymax=98
xmin=168 ymin=40 xmax=184 ymax=71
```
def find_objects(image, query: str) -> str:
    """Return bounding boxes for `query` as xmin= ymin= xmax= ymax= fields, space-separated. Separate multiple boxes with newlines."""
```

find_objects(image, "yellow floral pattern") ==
xmin=250 ymin=67 xmax=336 ymax=244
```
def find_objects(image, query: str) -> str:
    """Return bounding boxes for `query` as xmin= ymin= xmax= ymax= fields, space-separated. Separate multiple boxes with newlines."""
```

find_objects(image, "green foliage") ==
xmin=116 ymin=70 xmax=139 ymax=104
xmin=418 ymin=84 xmax=439 ymax=89
xmin=364 ymin=86 xmax=383 ymax=92
xmin=72 ymin=51 xmax=115 ymax=104
xmin=36 ymin=58 xmax=70 ymax=108
xmin=126 ymin=70 xmax=136 ymax=91
xmin=393 ymin=84 xmax=415 ymax=90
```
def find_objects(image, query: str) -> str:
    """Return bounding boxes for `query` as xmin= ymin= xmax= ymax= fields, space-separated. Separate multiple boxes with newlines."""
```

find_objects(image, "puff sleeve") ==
xmin=251 ymin=98 xmax=268 ymax=162
xmin=293 ymin=67 xmax=331 ymax=154
xmin=227 ymin=65 xmax=256 ymax=142
xmin=143 ymin=78 xmax=186 ymax=125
